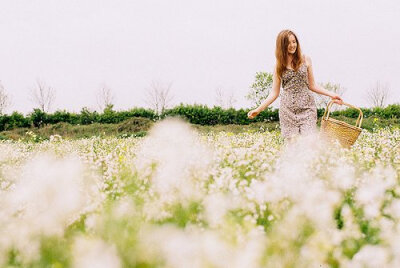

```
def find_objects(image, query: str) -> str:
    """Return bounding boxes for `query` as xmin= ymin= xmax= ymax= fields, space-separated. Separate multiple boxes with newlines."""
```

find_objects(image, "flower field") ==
xmin=0 ymin=118 xmax=399 ymax=267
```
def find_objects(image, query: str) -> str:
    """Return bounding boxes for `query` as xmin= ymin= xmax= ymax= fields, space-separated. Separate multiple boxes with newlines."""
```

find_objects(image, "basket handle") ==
xmin=322 ymin=100 xmax=363 ymax=128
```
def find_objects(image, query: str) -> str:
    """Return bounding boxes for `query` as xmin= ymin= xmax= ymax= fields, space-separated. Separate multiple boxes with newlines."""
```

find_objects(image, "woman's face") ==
xmin=287 ymin=34 xmax=297 ymax=54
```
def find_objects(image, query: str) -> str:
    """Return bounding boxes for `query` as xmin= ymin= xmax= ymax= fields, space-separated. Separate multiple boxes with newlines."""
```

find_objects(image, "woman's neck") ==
xmin=287 ymin=55 xmax=294 ymax=67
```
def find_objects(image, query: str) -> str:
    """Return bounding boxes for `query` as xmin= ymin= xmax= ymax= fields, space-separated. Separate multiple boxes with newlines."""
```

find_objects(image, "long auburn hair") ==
xmin=275 ymin=30 xmax=303 ymax=79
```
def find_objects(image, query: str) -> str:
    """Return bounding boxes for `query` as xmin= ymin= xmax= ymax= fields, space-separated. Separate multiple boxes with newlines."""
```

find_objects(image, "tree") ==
xmin=246 ymin=72 xmax=273 ymax=107
xmin=97 ymin=84 xmax=115 ymax=112
xmin=0 ymin=81 xmax=11 ymax=114
xmin=215 ymin=87 xmax=236 ymax=109
xmin=30 ymin=79 xmax=56 ymax=112
xmin=314 ymin=82 xmax=346 ymax=109
xmin=145 ymin=80 xmax=173 ymax=115
xmin=366 ymin=81 xmax=390 ymax=108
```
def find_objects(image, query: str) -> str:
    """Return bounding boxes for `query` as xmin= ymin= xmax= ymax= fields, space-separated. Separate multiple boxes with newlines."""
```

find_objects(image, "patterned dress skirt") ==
xmin=279 ymin=62 xmax=317 ymax=139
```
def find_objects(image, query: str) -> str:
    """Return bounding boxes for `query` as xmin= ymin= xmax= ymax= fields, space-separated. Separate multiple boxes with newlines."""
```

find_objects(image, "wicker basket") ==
xmin=320 ymin=100 xmax=363 ymax=148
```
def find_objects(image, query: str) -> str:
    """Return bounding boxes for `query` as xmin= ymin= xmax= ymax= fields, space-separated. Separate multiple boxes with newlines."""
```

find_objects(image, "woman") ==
xmin=247 ymin=29 xmax=343 ymax=140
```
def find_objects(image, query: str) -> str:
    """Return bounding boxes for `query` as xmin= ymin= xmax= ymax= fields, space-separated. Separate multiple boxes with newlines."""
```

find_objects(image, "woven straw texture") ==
xmin=320 ymin=101 xmax=363 ymax=148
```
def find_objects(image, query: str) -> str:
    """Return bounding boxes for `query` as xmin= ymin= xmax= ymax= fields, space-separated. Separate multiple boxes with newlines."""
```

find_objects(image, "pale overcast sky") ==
xmin=0 ymin=0 xmax=399 ymax=114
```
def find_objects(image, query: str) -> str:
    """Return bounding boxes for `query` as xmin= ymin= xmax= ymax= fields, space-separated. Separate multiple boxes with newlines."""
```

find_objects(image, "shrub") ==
xmin=0 ymin=112 xmax=32 ymax=131
xmin=162 ymin=104 xmax=279 ymax=125
xmin=79 ymin=107 xmax=99 ymax=125
xmin=30 ymin=109 xmax=48 ymax=128
xmin=47 ymin=110 xmax=79 ymax=125
xmin=0 ymin=104 xmax=398 ymax=131
xmin=9 ymin=112 xmax=31 ymax=129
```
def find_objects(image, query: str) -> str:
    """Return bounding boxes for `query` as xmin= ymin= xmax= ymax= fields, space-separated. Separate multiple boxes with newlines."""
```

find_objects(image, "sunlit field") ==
xmin=0 ymin=118 xmax=399 ymax=267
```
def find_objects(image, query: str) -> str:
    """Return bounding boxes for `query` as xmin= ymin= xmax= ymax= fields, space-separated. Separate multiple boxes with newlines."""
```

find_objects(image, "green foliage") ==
xmin=162 ymin=104 xmax=278 ymax=125
xmin=48 ymin=110 xmax=80 ymax=125
xmin=117 ymin=117 xmax=153 ymax=133
xmin=331 ymin=103 xmax=400 ymax=119
xmin=30 ymin=108 xmax=48 ymax=128
xmin=0 ymin=117 xmax=154 ymax=140
xmin=117 ymin=107 xmax=157 ymax=121
xmin=0 ymin=104 xmax=398 ymax=134
xmin=0 ymin=112 xmax=32 ymax=131
xmin=36 ymin=236 xmax=71 ymax=267
xmin=80 ymin=107 xmax=99 ymax=125
xmin=156 ymin=202 xmax=204 ymax=228
xmin=246 ymin=72 xmax=273 ymax=106
xmin=99 ymin=105 xmax=117 ymax=124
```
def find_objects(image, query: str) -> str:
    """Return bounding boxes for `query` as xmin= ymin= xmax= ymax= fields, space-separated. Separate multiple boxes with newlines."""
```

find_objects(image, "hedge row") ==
xmin=0 ymin=107 xmax=156 ymax=131
xmin=0 ymin=104 xmax=399 ymax=131
xmin=163 ymin=104 xmax=400 ymax=125
xmin=331 ymin=104 xmax=400 ymax=119
xmin=161 ymin=104 xmax=279 ymax=125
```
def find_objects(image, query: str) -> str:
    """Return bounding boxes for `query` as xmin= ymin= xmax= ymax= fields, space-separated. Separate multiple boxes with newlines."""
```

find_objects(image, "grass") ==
xmin=0 ymin=117 xmax=153 ymax=140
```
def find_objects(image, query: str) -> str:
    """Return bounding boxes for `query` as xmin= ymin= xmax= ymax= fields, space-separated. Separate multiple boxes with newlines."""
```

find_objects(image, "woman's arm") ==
xmin=305 ymin=55 xmax=343 ymax=103
xmin=248 ymin=69 xmax=281 ymax=119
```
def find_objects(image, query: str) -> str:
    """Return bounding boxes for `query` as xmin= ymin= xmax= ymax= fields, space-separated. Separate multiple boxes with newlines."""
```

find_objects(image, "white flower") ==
xmin=73 ymin=237 xmax=121 ymax=268
xmin=350 ymin=245 xmax=389 ymax=267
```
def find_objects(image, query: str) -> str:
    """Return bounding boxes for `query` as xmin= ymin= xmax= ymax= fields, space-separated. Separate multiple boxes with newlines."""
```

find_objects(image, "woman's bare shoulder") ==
xmin=303 ymin=54 xmax=312 ymax=67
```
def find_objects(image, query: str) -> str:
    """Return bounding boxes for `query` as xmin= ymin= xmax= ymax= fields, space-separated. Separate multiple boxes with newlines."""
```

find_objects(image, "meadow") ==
xmin=0 ymin=118 xmax=399 ymax=267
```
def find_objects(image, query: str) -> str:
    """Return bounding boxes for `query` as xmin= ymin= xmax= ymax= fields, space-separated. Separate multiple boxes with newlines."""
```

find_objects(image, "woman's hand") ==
xmin=247 ymin=109 xmax=260 ymax=119
xmin=330 ymin=93 xmax=344 ymax=105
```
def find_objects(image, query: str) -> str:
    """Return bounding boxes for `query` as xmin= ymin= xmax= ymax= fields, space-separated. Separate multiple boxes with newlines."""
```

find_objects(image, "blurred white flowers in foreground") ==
xmin=73 ymin=237 xmax=121 ymax=268
xmin=0 ymin=121 xmax=398 ymax=267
